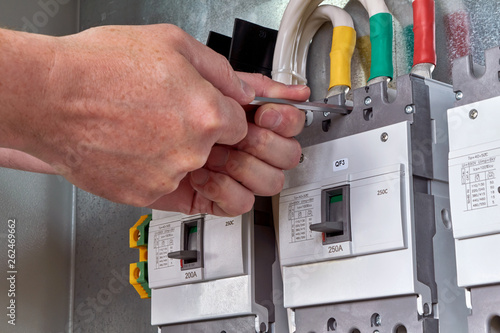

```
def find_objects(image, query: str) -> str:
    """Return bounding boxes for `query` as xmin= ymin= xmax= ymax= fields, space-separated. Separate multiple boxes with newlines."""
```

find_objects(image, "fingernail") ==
xmin=259 ymin=108 xmax=282 ymax=129
xmin=207 ymin=146 xmax=229 ymax=167
xmin=191 ymin=168 xmax=209 ymax=185
xmin=241 ymin=79 xmax=255 ymax=99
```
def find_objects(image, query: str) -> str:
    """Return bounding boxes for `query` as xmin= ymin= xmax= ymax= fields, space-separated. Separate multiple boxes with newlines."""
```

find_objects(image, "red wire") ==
xmin=412 ymin=0 xmax=436 ymax=66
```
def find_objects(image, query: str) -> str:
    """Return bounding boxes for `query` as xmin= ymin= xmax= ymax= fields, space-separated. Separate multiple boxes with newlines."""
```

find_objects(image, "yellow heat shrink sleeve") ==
xmin=329 ymin=26 xmax=356 ymax=90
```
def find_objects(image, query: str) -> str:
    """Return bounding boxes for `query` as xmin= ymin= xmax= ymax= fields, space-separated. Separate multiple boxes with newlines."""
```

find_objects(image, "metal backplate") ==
xmin=294 ymin=295 xmax=438 ymax=333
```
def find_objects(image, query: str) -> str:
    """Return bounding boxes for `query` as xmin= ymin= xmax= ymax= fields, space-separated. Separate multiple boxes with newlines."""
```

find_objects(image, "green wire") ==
xmin=369 ymin=13 xmax=394 ymax=81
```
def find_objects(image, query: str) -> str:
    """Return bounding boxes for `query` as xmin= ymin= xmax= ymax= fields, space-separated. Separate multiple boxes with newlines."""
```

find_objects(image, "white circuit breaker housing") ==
xmin=148 ymin=198 xmax=279 ymax=333
xmin=448 ymin=46 xmax=500 ymax=331
xmin=279 ymin=74 xmax=469 ymax=332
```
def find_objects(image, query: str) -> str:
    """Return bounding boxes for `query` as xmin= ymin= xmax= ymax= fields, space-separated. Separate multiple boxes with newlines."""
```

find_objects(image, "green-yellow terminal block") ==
xmin=130 ymin=261 xmax=151 ymax=299
xmin=130 ymin=214 xmax=151 ymax=299
xmin=130 ymin=214 xmax=151 ymax=249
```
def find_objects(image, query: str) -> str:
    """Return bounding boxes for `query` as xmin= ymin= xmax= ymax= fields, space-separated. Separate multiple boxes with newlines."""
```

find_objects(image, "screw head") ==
xmin=455 ymin=91 xmax=463 ymax=100
xmin=469 ymin=109 xmax=478 ymax=119
xmin=405 ymin=105 xmax=415 ymax=114
xmin=323 ymin=111 xmax=330 ymax=117
xmin=381 ymin=132 xmax=389 ymax=142
xmin=364 ymin=97 xmax=372 ymax=105
xmin=299 ymin=154 xmax=304 ymax=163
xmin=424 ymin=303 xmax=431 ymax=315
xmin=374 ymin=314 xmax=381 ymax=326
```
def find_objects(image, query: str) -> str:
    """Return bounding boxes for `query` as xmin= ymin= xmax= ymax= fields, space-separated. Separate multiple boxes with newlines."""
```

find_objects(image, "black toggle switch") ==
xmin=309 ymin=221 xmax=344 ymax=234
xmin=168 ymin=250 xmax=198 ymax=261
xmin=167 ymin=217 xmax=204 ymax=270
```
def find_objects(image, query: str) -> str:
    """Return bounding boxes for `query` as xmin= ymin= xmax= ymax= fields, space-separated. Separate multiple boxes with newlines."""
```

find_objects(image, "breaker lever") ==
xmin=249 ymin=97 xmax=351 ymax=115
xmin=168 ymin=250 xmax=198 ymax=260
xmin=309 ymin=221 xmax=344 ymax=234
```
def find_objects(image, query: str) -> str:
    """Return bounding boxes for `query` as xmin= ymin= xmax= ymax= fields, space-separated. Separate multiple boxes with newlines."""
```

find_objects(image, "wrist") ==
xmin=0 ymin=29 xmax=58 ymax=151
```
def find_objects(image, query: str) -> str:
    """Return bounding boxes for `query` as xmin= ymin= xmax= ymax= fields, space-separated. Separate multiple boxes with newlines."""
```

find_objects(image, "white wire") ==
xmin=295 ymin=5 xmax=354 ymax=81
xmin=357 ymin=0 xmax=390 ymax=17
xmin=272 ymin=0 xmax=322 ymax=84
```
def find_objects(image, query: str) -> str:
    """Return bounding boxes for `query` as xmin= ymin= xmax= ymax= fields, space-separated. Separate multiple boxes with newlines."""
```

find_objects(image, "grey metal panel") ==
xmin=72 ymin=190 xmax=153 ymax=332
xmin=0 ymin=170 xmax=74 ymax=333
xmin=0 ymin=0 xmax=79 ymax=35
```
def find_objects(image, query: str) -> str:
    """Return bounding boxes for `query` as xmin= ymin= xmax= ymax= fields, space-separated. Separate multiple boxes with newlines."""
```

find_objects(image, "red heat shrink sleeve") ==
xmin=413 ymin=0 xmax=436 ymax=66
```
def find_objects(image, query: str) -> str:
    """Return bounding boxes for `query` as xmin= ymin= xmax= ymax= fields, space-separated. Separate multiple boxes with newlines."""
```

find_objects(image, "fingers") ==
xmin=254 ymin=103 xmax=306 ymax=138
xmin=205 ymin=91 xmax=249 ymax=145
xmin=177 ymin=26 xmax=255 ymax=105
xmin=190 ymin=168 xmax=256 ymax=217
xmin=234 ymin=124 xmax=302 ymax=170
xmin=205 ymin=145 xmax=286 ymax=196
xmin=236 ymin=72 xmax=310 ymax=100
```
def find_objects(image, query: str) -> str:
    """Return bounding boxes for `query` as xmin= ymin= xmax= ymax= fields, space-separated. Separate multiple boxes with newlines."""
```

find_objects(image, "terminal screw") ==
xmin=424 ymin=303 xmax=431 ymax=315
xmin=323 ymin=111 xmax=330 ymax=117
xmin=299 ymin=154 xmax=304 ymax=163
xmin=405 ymin=105 xmax=415 ymax=114
xmin=469 ymin=109 xmax=478 ymax=120
xmin=381 ymin=132 xmax=389 ymax=142
xmin=455 ymin=91 xmax=463 ymax=100
xmin=364 ymin=97 xmax=372 ymax=105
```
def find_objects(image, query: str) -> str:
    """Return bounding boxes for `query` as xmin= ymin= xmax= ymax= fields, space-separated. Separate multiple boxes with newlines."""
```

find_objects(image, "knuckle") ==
xmin=249 ymin=128 xmax=271 ymax=156
xmin=216 ymin=55 xmax=235 ymax=81
xmin=178 ymin=153 xmax=207 ymax=174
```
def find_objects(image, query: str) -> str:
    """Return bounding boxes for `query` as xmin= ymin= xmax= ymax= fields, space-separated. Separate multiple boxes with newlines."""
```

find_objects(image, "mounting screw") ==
xmin=323 ymin=111 xmax=330 ymax=117
xmin=455 ymin=91 xmax=463 ymax=100
xmin=364 ymin=97 xmax=372 ymax=105
xmin=424 ymin=303 xmax=431 ymax=315
xmin=299 ymin=154 xmax=304 ymax=163
xmin=381 ymin=132 xmax=389 ymax=142
xmin=469 ymin=109 xmax=478 ymax=120
xmin=374 ymin=331 xmax=380 ymax=333
xmin=405 ymin=105 xmax=415 ymax=114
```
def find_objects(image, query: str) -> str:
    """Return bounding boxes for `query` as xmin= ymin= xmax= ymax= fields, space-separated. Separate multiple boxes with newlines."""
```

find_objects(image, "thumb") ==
xmin=179 ymin=31 xmax=255 ymax=105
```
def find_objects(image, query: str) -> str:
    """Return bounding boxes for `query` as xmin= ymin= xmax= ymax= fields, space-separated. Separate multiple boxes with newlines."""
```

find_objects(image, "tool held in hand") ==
xmin=249 ymin=96 xmax=352 ymax=115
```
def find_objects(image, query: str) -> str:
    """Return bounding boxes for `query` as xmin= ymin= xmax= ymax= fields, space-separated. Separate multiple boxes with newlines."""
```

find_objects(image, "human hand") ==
xmin=4 ymin=24 xmax=255 ymax=206
xmin=150 ymin=73 xmax=310 ymax=216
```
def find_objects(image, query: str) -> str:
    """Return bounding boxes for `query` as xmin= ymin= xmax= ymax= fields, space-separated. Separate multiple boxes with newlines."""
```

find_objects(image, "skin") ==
xmin=0 ymin=24 xmax=309 ymax=217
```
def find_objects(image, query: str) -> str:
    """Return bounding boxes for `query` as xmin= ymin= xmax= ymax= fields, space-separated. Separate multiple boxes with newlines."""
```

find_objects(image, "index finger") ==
xmin=236 ymin=72 xmax=310 ymax=100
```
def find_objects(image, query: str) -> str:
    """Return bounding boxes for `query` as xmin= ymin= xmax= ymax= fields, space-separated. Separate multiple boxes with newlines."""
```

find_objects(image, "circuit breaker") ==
xmin=148 ymin=198 xmax=281 ymax=333
xmin=447 ymin=46 xmax=500 ymax=332
xmin=279 ymin=74 xmax=469 ymax=332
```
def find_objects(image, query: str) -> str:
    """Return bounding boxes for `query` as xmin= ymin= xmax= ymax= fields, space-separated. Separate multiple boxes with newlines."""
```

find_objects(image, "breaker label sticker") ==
xmin=288 ymin=194 xmax=315 ymax=243
xmin=152 ymin=223 xmax=178 ymax=270
xmin=333 ymin=158 xmax=348 ymax=172
xmin=460 ymin=150 xmax=498 ymax=211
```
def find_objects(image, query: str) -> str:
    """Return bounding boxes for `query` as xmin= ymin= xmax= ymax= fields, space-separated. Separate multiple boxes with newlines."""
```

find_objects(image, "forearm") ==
xmin=0 ymin=28 xmax=57 ymax=151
